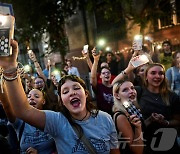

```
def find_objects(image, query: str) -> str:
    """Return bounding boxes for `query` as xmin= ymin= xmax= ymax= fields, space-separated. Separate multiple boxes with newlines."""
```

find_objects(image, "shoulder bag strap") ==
xmin=72 ymin=125 xmax=97 ymax=154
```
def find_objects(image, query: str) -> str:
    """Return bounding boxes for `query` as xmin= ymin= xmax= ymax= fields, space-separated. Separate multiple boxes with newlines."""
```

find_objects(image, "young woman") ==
xmin=0 ymin=40 xmax=120 ymax=154
xmin=113 ymin=80 xmax=144 ymax=154
xmin=0 ymin=88 xmax=56 ymax=154
xmin=166 ymin=51 xmax=180 ymax=96
xmin=112 ymin=62 xmax=180 ymax=153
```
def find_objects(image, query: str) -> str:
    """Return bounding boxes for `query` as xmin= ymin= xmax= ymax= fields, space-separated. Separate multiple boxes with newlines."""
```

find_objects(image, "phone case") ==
xmin=130 ymin=54 xmax=149 ymax=67
xmin=0 ymin=14 xmax=15 ymax=56
xmin=123 ymin=101 xmax=143 ymax=119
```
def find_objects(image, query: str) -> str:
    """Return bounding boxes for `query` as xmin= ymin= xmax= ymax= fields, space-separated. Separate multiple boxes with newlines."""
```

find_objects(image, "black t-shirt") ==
xmin=135 ymin=86 xmax=180 ymax=153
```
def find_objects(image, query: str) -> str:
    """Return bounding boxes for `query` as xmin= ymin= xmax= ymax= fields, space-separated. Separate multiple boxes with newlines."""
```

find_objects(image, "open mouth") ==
xmin=29 ymin=101 xmax=36 ymax=106
xmin=70 ymin=98 xmax=81 ymax=108
xmin=129 ymin=95 xmax=136 ymax=100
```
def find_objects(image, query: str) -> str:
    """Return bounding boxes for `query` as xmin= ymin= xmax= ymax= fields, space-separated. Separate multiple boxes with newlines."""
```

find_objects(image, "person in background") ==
xmin=0 ymin=88 xmax=56 ymax=154
xmin=166 ymin=51 xmax=180 ymax=96
xmin=160 ymin=40 xmax=173 ymax=70
xmin=113 ymin=80 xmax=144 ymax=154
xmin=66 ymin=59 xmax=80 ymax=77
xmin=104 ymin=51 xmax=119 ymax=76
xmin=0 ymin=40 xmax=120 ymax=154
xmin=90 ymin=48 xmax=114 ymax=115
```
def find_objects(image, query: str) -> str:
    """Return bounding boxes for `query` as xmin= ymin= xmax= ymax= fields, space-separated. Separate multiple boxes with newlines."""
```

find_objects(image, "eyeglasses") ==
xmin=35 ymin=81 xmax=44 ymax=84
xmin=101 ymin=71 xmax=111 ymax=75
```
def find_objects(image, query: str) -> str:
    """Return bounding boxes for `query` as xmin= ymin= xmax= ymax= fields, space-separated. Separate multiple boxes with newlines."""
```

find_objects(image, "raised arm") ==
xmin=90 ymin=48 xmax=101 ymax=87
xmin=28 ymin=50 xmax=47 ymax=81
xmin=0 ymin=40 xmax=45 ymax=130
xmin=111 ymin=58 xmax=135 ymax=85
xmin=82 ymin=50 xmax=93 ymax=70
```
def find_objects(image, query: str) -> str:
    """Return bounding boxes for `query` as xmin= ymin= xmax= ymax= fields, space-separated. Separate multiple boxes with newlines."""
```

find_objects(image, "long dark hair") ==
xmin=58 ymin=75 xmax=98 ymax=138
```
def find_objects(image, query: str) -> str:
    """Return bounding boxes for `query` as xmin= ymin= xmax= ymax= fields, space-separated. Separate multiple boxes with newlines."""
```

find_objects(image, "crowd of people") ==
xmin=0 ymin=38 xmax=179 ymax=154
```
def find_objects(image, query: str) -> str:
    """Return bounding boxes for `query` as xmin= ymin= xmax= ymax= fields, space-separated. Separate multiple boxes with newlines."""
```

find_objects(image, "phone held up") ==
xmin=123 ymin=101 xmax=143 ymax=120
xmin=130 ymin=54 xmax=149 ymax=68
xmin=83 ymin=44 xmax=89 ymax=54
xmin=0 ymin=14 xmax=15 ymax=56
xmin=133 ymin=35 xmax=143 ymax=51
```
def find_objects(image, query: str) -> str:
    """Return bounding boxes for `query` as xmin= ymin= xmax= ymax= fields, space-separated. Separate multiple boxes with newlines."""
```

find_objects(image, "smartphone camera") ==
xmin=133 ymin=35 xmax=143 ymax=51
xmin=83 ymin=45 xmax=89 ymax=54
xmin=0 ymin=14 xmax=15 ymax=56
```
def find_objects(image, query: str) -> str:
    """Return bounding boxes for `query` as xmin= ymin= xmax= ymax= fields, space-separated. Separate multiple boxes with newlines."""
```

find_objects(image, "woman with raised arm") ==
xmin=0 ymin=40 xmax=120 ymax=154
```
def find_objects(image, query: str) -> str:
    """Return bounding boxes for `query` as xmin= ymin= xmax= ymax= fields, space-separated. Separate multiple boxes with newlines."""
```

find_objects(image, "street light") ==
xmin=106 ymin=46 xmax=111 ymax=51
xmin=97 ymin=39 xmax=106 ymax=47
xmin=157 ymin=45 xmax=162 ymax=50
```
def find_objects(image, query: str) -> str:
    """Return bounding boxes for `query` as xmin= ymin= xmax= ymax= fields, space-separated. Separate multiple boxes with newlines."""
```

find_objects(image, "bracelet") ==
xmin=0 ymin=62 xmax=24 ymax=93
xmin=3 ymin=74 xmax=18 ymax=81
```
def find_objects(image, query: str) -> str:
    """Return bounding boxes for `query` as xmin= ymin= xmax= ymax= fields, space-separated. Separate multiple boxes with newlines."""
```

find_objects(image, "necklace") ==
xmin=73 ymin=111 xmax=89 ymax=121
xmin=153 ymin=93 xmax=160 ymax=101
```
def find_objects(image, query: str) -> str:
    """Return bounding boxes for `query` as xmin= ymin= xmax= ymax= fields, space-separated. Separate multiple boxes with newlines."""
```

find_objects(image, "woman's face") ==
xmin=34 ymin=78 xmax=45 ymax=90
xmin=27 ymin=89 xmax=45 ymax=109
xmin=117 ymin=81 xmax=137 ymax=103
xmin=146 ymin=66 xmax=164 ymax=88
xmin=60 ymin=79 xmax=87 ymax=116
xmin=175 ymin=53 xmax=180 ymax=68
xmin=137 ymin=64 xmax=147 ymax=79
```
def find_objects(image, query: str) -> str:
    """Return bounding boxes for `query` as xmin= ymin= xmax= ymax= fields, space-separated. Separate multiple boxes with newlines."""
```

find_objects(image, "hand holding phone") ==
xmin=130 ymin=54 xmax=149 ymax=68
xmin=0 ymin=14 xmax=15 ymax=56
xmin=133 ymin=35 xmax=143 ymax=51
xmin=123 ymin=101 xmax=143 ymax=120
xmin=83 ymin=45 xmax=89 ymax=54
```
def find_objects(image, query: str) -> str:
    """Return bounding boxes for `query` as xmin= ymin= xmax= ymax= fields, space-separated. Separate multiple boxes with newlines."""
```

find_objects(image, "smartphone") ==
xmin=95 ymin=46 xmax=102 ymax=54
xmin=0 ymin=14 xmax=15 ymax=56
xmin=133 ymin=35 xmax=143 ymax=50
xmin=123 ymin=101 xmax=143 ymax=119
xmin=130 ymin=54 xmax=149 ymax=68
xmin=83 ymin=44 xmax=89 ymax=54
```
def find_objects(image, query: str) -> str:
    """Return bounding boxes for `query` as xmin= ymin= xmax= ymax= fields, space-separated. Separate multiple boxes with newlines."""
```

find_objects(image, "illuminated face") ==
xmin=34 ymin=78 xmax=45 ymax=90
xmin=60 ymin=79 xmax=87 ymax=116
xmin=146 ymin=66 xmax=164 ymax=88
xmin=100 ymin=68 xmax=111 ymax=82
xmin=27 ymin=89 xmax=45 ymax=109
xmin=117 ymin=81 xmax=137 ymax=103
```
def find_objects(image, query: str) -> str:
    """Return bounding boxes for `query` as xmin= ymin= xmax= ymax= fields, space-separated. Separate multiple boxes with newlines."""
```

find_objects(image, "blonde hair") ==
xmin=112 ymin=82 xmax=127 ymax=113
xmin=143 ymin=63 xmax=170 ymax=106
